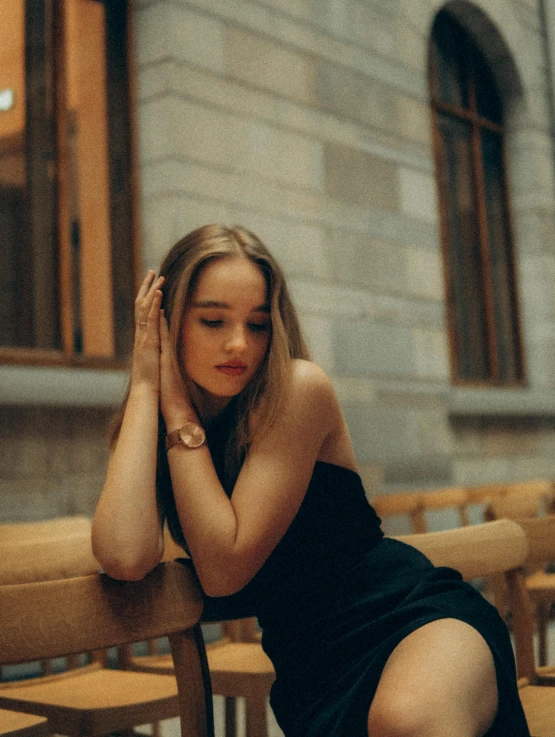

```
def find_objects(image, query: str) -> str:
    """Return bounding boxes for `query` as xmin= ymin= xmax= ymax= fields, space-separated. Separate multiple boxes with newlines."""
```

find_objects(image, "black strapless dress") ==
xmin=196 ymin=461 xmax=530 ymax=737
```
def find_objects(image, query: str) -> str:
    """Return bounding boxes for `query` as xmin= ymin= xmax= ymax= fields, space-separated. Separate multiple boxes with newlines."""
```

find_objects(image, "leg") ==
xmin=367 ymin=619 xmax=498 ymax=737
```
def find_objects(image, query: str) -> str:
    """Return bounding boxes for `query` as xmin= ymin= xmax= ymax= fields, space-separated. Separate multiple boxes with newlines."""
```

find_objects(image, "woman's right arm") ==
xmin=91 ymin=272 xmax=165 ymax=580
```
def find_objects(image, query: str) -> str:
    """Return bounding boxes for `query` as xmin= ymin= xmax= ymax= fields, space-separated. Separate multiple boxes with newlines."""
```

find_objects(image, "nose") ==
xmin=224 ymin=324 xmax=248 ymax=353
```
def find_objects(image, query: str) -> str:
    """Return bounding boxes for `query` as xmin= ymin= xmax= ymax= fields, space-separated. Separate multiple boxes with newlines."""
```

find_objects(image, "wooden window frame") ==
xmin=429 ymin=12 xmax=525 ymax=388
xmin=0 ymin=0 xmax=141 ymax=370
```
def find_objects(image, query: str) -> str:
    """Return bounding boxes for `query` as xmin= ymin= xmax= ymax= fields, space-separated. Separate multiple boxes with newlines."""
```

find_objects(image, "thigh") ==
xmin=368 ymin=618 xmax=498 ymax=737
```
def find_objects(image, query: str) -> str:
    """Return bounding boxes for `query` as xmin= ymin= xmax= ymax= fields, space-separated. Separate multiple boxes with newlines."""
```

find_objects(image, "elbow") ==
xmin=92 ymin=542 xmax=160 ymax=582
xmin=100 ymin=559 xmax=156 ymax=581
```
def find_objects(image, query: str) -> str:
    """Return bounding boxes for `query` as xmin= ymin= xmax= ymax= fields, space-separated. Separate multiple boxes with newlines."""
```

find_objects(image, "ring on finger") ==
xmin=138 ymin=322 xmax=148 ymax=327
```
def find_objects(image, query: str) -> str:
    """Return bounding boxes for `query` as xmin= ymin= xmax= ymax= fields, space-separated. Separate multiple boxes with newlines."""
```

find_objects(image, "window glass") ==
xmin=474 ymin=50 xmax=503 ymax=124
xmin=430 ymin=13 xmax=470 ymax=111
xmin=437 ymin=113 xmax=490 ymax=381
xmin=0 ymin=0 xmax=60 ymax=351
xmin=430 ymin=10 xmax=523 ymax=385
xmin=0 ymin=0 xmax=136 ymax=365
xmin=481 ymin=129 xmax=522 ymax=382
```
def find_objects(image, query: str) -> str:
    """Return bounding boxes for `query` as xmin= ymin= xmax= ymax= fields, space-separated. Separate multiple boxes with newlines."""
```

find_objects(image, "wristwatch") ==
xmin=165 ymin=422 xmax=206 ymax=451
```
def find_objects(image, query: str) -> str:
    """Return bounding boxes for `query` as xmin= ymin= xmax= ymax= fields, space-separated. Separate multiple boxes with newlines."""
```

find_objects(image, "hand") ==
xmin=159 ymin=308 xmax=198 ymax=429
xmin=131 ymin=271 xmax=165 ymax=391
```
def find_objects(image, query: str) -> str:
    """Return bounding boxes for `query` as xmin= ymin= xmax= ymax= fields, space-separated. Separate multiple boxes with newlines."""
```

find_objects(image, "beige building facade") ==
xmin=2 ymin=0 xmax=555 ymax=524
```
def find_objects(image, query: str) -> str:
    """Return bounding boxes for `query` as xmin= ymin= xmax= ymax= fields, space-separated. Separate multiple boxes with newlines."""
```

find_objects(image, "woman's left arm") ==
xmin=160 ymin=319 xmax=339 ymax=596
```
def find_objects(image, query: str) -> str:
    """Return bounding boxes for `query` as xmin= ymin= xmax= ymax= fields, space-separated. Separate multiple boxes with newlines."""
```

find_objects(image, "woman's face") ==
xmin=181 ymin=256 xmax=271 ymax=414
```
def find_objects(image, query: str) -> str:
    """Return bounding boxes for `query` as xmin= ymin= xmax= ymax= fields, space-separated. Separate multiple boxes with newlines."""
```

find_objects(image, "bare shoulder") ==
xmin=287 ymin=360 xmax=340 ymax=424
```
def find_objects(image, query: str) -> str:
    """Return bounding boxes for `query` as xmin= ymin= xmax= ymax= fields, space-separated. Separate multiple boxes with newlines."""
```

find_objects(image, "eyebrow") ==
xmin=191 ymin=300 xmax=270 ymax=313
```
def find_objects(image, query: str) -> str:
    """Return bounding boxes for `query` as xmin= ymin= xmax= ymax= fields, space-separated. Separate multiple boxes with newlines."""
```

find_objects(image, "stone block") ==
xmin=136 ymin=3 xmax=225 ymax=73
xmin=412 ymin=328 xmax=449 ymax=380
xmin=508 ymin=455 xmax=555 ymax=481
xmin=323 ymin=228 xmax=406 ymax=291
xmin=481 ymin=425 xmax=539 ymax=457
xmin=512 ymin=206 xmax=555 ymax=255
xmin=332 ymin=376 xmax=377 ymax=405
xmin=300 ymin=314 xmax=334 ymax=372
xmin=453 ymin=457 xmax=512 ymax=486
xmin=342 ymin=402 xmax=421 ymax=463
xmin=518 ymin=255 xmax=555 ymax=319
xmin=0 ymin=479 xmax=68 ymax=523
xmin=417 ymin=408 xmax=455 ymax=456
xmin=141 ymin=196 xmax=193 ymax=265
xmin=524 ymin=341 xmax=555 ymax=391
xmin=404 ymin=246 xmax=444 ymax=300
xmin=246 ymin=119 xmax=324 ymax=190
xmin=257 ymin=0 xmax=311 ymax=18
xmin=172 ymin=195 xmax=233 ymax=242
xmin=382 ymin=455 xmax=454 ymax=488
xmin=358 ymin=463 xmax=385 ymax=497
xmin=451 ymin=421 xmax=483 ymax=456
xmin=400 ymin=0 xmax=436 ymax=36
xmin=323 ymin=141 xmax=399 ymax=210
xmin=64 ymin=474 xmax=107 ymax=517
xmin=284 ymin=223 xmax=329 ymax=279
xmin=397 ymin=95 xmax=432 ymax=145
xmin=225 ymin=26 xmax=317 ymax=105
xmin=316 ymin=61 xmax=397 ymax=132
xmin=398 ymin=167 xmax=437 ymax=223
xmin=332 ymin=319 xmax=416 ymax=378
xmin=396 ymin=22 xmax=428 ymax=73
xmin=308 ymin=0 xmax=397 ymax=57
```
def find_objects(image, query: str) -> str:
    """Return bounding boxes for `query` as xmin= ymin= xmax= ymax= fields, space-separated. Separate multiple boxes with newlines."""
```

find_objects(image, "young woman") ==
xmin=92 ymin=224 xmax=529 ymax=737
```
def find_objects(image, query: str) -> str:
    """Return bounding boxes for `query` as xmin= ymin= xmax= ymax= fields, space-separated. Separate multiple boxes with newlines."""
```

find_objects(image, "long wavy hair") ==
xmin=109 ymin=224 xmax=309 ymax=549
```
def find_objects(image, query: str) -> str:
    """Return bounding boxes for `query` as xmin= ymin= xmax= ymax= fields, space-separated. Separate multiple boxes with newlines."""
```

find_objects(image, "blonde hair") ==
xmin=110 ymin=224 xmax=309 ymax=547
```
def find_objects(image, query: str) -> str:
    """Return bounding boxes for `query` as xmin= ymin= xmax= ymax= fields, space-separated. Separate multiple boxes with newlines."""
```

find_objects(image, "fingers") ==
xmin=135 ymin=271 xmax=164 ymax=330
xmin=159 ymin=309 xmax=169 ymax=341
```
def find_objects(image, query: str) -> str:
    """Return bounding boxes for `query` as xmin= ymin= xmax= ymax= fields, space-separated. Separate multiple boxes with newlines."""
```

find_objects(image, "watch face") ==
xmin=180 ymin=422 xmax=206 ymax=448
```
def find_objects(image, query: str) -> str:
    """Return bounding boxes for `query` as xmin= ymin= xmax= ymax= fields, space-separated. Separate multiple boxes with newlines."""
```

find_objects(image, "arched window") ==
xmin=0 ymin=0 xmax=138 ymax=367
xmin=429 ymin=9 xmax=524 ymax=386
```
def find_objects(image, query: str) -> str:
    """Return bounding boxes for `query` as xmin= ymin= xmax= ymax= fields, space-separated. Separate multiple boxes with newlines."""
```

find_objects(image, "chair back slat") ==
xmin=516 ymin=516 xmax=555 ymax=567
xmin=394 ymin=519 xmax=528 ymax=580
xmin=0 ymin=562 xmax=202 ymax=665
xmin=0 ymin=532 xmax=98 ymax=585
xmin=0 ymin=517 xmax=92 ymax=543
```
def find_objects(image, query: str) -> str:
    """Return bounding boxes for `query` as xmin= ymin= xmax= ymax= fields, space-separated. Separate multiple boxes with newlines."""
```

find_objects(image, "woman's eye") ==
xmin=201 ymin=318 xmax=223 ymax=328
xmin=248 ymin=322 xmax=270 ymax=333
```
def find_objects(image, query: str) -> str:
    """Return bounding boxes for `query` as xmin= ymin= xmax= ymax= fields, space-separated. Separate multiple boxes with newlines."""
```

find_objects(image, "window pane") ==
xmin=65 ymin=0 xmax=114 ymax=357
xmin=430 ymin=12 xmax=470 ymax=110
xmin=437 ymin=114 xmax=490 ymax=381
xmin=0 ymin=0 xmax=60 ymax=350
xmin=481 ymin=129 xmax=522 ymax=382
xmin=474 ymin=50 xmax=503 ymax=124
xmin=104 ymin=1 xmax=135 ymax=359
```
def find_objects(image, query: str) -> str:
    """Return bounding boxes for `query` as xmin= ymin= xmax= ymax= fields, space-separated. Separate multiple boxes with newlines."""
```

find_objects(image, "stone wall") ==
xmin=135 ymin=0 xmax=555 ymax=495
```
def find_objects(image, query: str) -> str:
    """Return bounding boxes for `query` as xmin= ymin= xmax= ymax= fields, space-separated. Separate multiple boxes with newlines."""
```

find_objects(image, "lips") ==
xmin=216 ymin=362 xmax=248 ymax=377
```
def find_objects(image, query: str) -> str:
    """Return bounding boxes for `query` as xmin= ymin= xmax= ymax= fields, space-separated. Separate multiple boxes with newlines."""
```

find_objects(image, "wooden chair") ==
xmin=0 ymin=517 xmax=92 ymax=544
xmin=485 ymin=485 xmax=555 ymax=665
xmin=0 ymin=526 xmax=208 ymax=737
xmin=0 ymin=709 xmax=48 ymax=737
xmin=370 ymin=490 xmax=424 ymax=534
xmin=507 ymin=516 xmax=555 ymax=736
xmin=516 ymin=516 xmax=555 ymax=685
xmin=123 ymin=531 xmax=275 ymax=737
xmin=371 ymin=486 xmax=469 ymax=535
xmin=0 ymin=562 xmax=213 ymax=737
xmin=394 ymin=519 xmax=555 ymax=737
xmin=0 ymin=520 xmax=100 ymax=679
